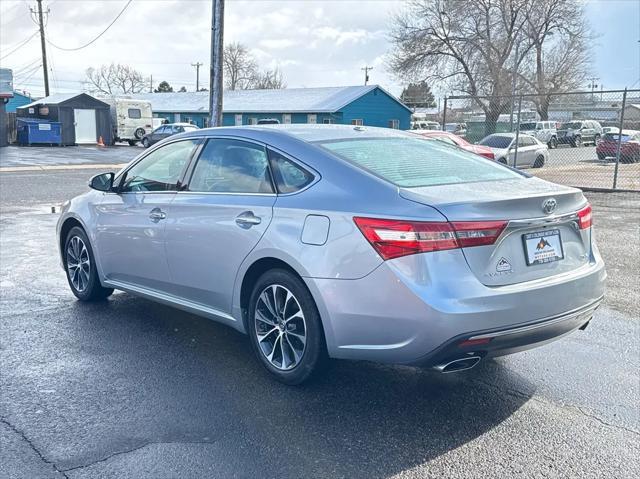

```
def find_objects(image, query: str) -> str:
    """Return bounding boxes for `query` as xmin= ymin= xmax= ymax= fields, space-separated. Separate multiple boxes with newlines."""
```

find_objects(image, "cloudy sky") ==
xmin=1 ymin=0 xmax=638 ymax=100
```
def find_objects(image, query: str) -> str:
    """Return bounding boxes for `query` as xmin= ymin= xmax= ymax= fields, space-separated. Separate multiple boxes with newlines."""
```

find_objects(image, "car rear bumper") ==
xmin=406 ymin=296 xmax=602 ymax=368
xmin=305 ymin=246 xmax=606 ymax=365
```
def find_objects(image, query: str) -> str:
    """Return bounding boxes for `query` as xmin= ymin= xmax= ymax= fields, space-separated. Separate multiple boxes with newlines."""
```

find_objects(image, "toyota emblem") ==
xmin=542 ymin=198 xmax=557 ymax=215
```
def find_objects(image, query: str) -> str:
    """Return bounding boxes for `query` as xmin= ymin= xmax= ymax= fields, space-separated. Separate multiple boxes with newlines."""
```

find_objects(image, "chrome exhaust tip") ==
xmin=434 ymin=356 xmax=481 ymax=373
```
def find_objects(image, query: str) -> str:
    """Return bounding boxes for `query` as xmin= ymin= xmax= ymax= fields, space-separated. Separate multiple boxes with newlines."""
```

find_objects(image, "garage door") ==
xmin=74 ymin=109 xmax=97 ymax=144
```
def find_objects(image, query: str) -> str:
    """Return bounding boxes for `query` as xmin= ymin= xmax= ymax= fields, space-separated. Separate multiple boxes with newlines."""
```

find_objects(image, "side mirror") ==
xmin=89 ymin=172 xmax=115 ymax=192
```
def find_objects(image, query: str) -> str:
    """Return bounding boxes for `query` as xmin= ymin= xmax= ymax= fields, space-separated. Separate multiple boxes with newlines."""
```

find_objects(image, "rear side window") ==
xmin=268 ymin=150 xmax=314 ymax=193
xmin=128 ymin=108 xmax=141 ymax=119
xmin=320 ymin=136 xmax=523 ymax=188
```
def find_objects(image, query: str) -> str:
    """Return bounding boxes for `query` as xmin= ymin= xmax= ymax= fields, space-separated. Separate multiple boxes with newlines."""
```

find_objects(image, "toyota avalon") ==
xmin=57 ymin=125 xmax=606 ymax=384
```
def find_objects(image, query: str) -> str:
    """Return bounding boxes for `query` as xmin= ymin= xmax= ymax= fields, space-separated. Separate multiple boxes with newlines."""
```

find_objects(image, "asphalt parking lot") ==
xmin=0 ymin=148 xmax=639 ymax=478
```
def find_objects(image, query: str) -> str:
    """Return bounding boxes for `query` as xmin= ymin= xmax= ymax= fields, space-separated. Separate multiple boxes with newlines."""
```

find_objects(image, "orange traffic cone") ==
xmin=97 ymin=136 xmax=105 ymax=147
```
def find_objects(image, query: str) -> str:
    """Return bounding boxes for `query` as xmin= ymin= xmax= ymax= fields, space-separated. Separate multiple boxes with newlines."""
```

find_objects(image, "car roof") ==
xmin=179 ymin=124 xmax=414 ymax=143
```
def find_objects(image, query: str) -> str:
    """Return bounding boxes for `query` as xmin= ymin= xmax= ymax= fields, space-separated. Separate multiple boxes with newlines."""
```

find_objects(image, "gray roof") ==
xmin=130 ymin=85 xmax=409 ymax=114
xmin=21 ymin=92 xmax=108 ymax=108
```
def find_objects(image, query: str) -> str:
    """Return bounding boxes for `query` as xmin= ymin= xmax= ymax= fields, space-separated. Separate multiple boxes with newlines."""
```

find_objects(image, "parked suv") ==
xmin=519 ymin=121 xmax=558 ymax=149
xmin=556 ymin=120 xmax=603 ymax=147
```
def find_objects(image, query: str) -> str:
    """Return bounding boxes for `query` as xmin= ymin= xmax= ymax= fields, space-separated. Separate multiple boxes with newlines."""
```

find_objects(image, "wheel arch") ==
xmin=235 ymin=255 xmax=332 ymax=352
xmin=59 ymin=216 xmax=85 ymax=259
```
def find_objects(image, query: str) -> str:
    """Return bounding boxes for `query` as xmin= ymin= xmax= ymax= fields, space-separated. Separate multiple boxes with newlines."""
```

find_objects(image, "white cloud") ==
xmin=1 ymin=0 xmax=405 ymax=97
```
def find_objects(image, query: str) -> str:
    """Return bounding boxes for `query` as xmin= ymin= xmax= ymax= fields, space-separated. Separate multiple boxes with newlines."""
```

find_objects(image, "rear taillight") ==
xmin=480 ymin=151 xmax=495 ymax=160
xmin=577 ymin=204 xmax=592 ymax=229
xmin=353 ymin=217 xmax=507 ymax=260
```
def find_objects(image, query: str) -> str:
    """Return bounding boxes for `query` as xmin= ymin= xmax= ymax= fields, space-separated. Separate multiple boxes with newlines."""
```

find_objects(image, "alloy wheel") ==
xmin=254 ymin=284 xmax=307 ymax=371
xmin=66 ymin=236 xmax=90 ymax=292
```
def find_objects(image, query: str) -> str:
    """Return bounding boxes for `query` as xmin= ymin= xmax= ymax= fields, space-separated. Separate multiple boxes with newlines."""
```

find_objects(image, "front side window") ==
xmin=319 ymin=136 xmax=523 ymax=188
xmin=268 ymin=150 xmax=314 ymax=193
xmin=120 ymin=140 xmax=198 ymax=192
xmin=189 ymin=139 xmax=273 ymax=194
xmin=128 ymin=108 xmax=141 ymax=119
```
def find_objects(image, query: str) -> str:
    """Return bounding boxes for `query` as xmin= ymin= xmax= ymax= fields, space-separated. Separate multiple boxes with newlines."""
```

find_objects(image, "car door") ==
xmin=94 ymin=138 xmax=200 ymax=291
xmin=164 ymin=137 xmax=277 ymax=314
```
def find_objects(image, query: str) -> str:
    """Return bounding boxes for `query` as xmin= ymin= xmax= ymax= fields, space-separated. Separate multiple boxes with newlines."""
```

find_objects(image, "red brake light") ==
xmin=353 ymin=217 xmax=507 ymax=260
xmin=450 ymin=221 xmax=507 ymax=247
xmin=577 ymin=204 xmax=592 ymax=229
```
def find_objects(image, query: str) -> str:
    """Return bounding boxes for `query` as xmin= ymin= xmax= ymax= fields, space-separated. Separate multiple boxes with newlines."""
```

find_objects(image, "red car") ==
xmin=596 ymin=131 xmax=640 ymax=163
xmin=414 ymin=131 xmax=495 ymax=160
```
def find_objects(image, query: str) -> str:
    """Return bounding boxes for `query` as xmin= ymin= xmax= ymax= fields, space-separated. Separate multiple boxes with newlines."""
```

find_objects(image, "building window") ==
xmin=307 ymin=114 xmax=317 ymax=124
xmin=351 ymin=119 xmax=364 ymax=126
xmin=388 ymin=119 xmax=400 ymax=129
xmin=235 ymin=114 xmax=243 ymax=126
xmin=322 ymin=118 xmax=335 ymax=124
xmin=283 ymin=113 xmax=292 ymax=124
xmin=248 ymin=117 xmax=258 ymax=125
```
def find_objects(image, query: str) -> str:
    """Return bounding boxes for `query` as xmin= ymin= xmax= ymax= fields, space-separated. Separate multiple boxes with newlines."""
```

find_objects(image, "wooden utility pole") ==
xmin=191 ymin=62 xmax=203 ymax=91
xmin=32 ymin=0 xmax=50 ymax=96
xmin=361 ymin=66 xmax=373 ymax=85
xmin=208 ymin=0 xmax=224 ymax=127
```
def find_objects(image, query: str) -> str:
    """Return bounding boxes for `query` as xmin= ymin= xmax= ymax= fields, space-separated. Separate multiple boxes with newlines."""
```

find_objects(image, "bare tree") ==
xmin=224 ymin=42 xmax=286 ymax=90
xmin=519 ymin=0 xmax=593 ymax=119
xmin=390 ymin=0 xmax=535 ymax=135
xmin=85 ymin=63 xmax=149 ymax=95
xmin=250 ymin=67 xmax=287 ymax=90
xmin=223 ymin=42 xmax=258 ymax=90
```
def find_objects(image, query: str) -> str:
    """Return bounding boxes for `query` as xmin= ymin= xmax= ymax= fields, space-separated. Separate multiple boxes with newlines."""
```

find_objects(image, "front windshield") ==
xmin=319 ymin=136 xmax=523 ymax=188
xmin=478 ymin=135 xmax=512 ymax=149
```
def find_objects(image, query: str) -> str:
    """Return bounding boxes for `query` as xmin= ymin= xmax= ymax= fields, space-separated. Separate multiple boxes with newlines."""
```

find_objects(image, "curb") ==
xmin=0 ymin=163 xmax=128 ymax=173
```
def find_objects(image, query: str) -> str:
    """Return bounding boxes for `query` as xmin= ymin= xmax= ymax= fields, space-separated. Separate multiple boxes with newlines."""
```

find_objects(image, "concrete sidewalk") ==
xmin=0 ymin=145 xmax=139 ymax=169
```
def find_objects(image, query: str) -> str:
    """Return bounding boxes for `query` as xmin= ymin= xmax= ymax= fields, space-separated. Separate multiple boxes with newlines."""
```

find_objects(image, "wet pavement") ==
xmin=0 ymin=167 xmax=639 ymax=478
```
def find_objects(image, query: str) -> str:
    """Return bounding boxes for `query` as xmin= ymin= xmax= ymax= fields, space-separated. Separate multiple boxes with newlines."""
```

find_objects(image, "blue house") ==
xmin=131 ymin=85 xmax=411 ymax=130
xmin=6 ymin=91 xmax=34 ymax=113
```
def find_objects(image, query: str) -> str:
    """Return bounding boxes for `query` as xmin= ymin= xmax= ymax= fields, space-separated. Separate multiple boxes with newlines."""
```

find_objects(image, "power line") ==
xmin=46 ymin=0 xmax=133 ymax=52
xmin=0 ymin=30 xmax=39 ymax=60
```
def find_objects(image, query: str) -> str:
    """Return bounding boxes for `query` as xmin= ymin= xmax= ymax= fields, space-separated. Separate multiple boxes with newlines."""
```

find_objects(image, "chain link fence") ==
xmin=434 ymin=89 xmax=640 ymax=191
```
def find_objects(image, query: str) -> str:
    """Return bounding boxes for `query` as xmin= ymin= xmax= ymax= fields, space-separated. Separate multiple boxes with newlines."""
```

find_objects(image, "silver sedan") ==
xmin=57 ymin=125 xmax=605 ymax=384
xmin=479 ymin=133 xmax=550 ymax=168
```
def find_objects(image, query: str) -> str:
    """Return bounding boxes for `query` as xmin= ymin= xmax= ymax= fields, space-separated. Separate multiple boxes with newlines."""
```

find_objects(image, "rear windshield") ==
xmin=478 ymin=135 xmax=512 ymax=148
xmin=519 ymin=122 xmax=537 ymax=130
xmin=603 ymin=133 xmax=630 ymax=142
xmin=319 ymin=136 xmax=523 ymax=188
xmin=560 ymin=122 xmax=582 ymax=129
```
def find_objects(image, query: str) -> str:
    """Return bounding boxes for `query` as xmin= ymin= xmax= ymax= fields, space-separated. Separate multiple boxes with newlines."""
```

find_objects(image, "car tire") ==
xmin=498 ymin=157 xmax=508 ymax=165
xmin=127 ymin=140 xmax=137 ymax=146
xmin=572 ymin=136 xmax=582 ymax=147
xmin=142 ymin=138 xmax=150 ymax=148
xmin=64 ymin=226 xmax=113 ymax=302
xmin=548 ymin=137 xmax=557 ymax=149
xmin=247 ymin=269 xmax=327 ymax=385
xmin=533 ymin=155 xmax=545 ymax=168
xmin=597 ymin=152 xmax=606 ymax=161
xmin=134 ymin=128 xmax=146 ymax=139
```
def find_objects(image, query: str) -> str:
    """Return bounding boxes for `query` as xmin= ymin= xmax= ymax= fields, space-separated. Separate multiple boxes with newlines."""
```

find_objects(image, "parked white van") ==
xmin=105 ymin=98 xmax=153 ymax=145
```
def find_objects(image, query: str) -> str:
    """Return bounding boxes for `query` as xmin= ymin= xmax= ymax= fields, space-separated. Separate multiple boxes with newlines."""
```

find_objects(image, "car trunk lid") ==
xmin=399 ymin=177 xmax=592 ymax=286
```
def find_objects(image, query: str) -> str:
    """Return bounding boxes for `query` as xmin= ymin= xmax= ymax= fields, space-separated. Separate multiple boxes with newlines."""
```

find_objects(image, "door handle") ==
xmin=149 ymin=208 xmax=166 ymax=222
xmin=235 ymin=211 xmax=261 ymax=228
